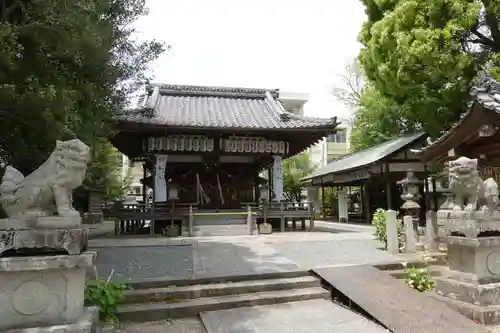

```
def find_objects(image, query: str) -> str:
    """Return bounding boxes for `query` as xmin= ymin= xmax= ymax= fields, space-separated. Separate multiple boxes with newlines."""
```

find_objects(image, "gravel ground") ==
xmin=104 ymin=318 xmax=207 ymax=333
xmin=93 ymin=245 xmax=194 ymax=281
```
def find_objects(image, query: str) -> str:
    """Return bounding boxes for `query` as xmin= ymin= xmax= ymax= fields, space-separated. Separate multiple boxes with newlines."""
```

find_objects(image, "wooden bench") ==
xmin=312 ymin=265 xmax=486 ymax=333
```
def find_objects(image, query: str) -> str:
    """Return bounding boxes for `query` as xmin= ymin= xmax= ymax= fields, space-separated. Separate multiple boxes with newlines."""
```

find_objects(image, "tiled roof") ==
xmin=417 ymin=72 xmax=500 ymax=154
xmin=117 ymin=84 xmax=339 ymax=130
xmin=303 ymin=133 xmax=426 ymax=181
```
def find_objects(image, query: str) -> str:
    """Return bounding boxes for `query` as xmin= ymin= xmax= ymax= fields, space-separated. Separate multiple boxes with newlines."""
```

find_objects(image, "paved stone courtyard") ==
xmin=91 ymin=222 xmax=404 ymax=281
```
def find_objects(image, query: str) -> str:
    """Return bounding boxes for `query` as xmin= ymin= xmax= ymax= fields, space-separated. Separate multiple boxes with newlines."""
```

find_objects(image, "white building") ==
xmin=308 ymin=119 xmax=352 ymax=169
xmin=279 ymin=92 xmax=308 ymax=116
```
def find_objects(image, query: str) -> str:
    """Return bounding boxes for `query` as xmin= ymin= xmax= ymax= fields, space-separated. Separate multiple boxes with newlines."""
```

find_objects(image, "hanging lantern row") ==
xmin=220 ymin=137 xmax=288 ymax=154
xmin=146 ymin=135 xmax=289 ymax=154
xmin=147 ymin=136 xmax=215 ymax=152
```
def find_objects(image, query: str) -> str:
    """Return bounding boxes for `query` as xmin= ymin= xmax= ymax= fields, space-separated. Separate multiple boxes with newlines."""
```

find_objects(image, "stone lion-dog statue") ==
xmin=0 ymin=139 xmax=91 ymax=218
xmin=448 ymin=156 xmax=499 ymax=212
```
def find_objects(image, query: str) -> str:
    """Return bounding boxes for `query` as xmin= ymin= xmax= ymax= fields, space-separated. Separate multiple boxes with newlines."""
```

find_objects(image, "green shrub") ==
xmin=402 ymin=254 xmax=435 ymax=292
xmin=321 ymin=187 xmax=338 ymax=217
xmin=371 ymin=208 xmax=405 ymax=252
xmin=84 ymin=277 xmax=127 ymax=322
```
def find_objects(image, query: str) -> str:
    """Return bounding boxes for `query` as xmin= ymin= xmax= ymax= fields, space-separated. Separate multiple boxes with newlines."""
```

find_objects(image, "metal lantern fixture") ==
xmin=168 ymin=185 xmax=179 ymax=201
xmin=259 ymin=184 xmax=270 ymax=202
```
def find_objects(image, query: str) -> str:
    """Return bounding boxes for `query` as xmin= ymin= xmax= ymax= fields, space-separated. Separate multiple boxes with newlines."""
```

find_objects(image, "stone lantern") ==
xmin=397 ymin=170 xmax=421 ymax=231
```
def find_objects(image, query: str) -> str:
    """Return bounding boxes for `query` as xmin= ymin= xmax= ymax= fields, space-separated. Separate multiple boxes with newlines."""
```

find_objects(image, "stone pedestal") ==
xmin=0 ymin=216 xmax=88 ymax=256
xmin=259 ymin=223 xmax=272 ymax=234
xmin=0 ymin=252 xmax=99 ymax=332
xmin=434 ymin=237 xmax=500 ymax=325
xmin=0 ymin=138 xmax=98 ymax=331
xmin=438 ymin=210 xmax=500 ymax=238
xmin=434 ymin=210 xmax=500 ymax=325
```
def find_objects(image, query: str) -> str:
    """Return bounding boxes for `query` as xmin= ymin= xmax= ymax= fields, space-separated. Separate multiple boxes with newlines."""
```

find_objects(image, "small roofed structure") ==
xmin=109 ymin=84 xmax=339 ymax=235
xmin=415 ymin=74 xmax=500 ymax=169
xmin=303 ymin=133 xmax=427 ymax=223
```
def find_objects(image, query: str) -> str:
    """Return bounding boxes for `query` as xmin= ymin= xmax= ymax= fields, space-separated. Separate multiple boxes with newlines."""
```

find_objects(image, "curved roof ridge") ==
xmin=148 ymin=83 xmax=279 ymax=99
xmin=116 ymin=83 xmax=340 ymax=130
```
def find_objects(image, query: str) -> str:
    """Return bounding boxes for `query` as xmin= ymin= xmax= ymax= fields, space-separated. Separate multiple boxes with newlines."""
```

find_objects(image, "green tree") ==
xmin=85 ymin=139 xmax=131 ymax=201
xmin=283 ymin=153 xmax=315 ymax=202
xmin=350 ymin=84 xmax=413 ymax=151
xmin=354 ymin=0 xmax=498 ymax=143
xmin=0 ymin=0 xmax=165 ymax=189
xmin=332 ymin=60 xmax=364 ymax=110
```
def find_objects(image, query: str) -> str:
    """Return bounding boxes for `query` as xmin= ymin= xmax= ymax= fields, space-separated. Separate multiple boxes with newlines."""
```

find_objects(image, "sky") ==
xmin=133 ymin=0 xmax=366 ymax=121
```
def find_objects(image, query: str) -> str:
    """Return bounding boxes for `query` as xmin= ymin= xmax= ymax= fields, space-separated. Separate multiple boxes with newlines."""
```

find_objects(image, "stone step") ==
xmin=193 ymin=224 xmax=253 ymax=236
xmin=127 ymin=269 xmax=311 ymax=290
xmin=117 ymin=287 xmax=330 ymax=322
xmin=124 ymin=276 xmax=320 ymax=303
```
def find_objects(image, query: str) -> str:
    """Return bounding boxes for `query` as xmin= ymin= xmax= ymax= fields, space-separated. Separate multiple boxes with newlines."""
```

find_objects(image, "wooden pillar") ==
xmin=384 ymin=161 xmax=393 ymax=210
xmin=142 ymin=162 xmax=147 ymax=204
xmin=280 ymin=203 xmax=285 ymax=232
xmin=431 ymin=178 xmax=438 ymax=210
xmin=254 ymin=170 xmax=260 ymax=203
xmin=360 ymin=182 xmax=364 ymax=219
xmin=363 ymin=181 xmax=371 ymax=223
xmin=215 ymin=162 xmax=220 ymax=212
xmin=268 ymin=167 xmax=273 ymax=199
xmin=338 ymin=186 xmax=348 ymax=222
xmin=321 ymin=179 xmax=325 ymax=217
xmin=150 ymin=155 xmax=156 ymax=236
xmin=423 ymin=164 xmax=430 ymax=224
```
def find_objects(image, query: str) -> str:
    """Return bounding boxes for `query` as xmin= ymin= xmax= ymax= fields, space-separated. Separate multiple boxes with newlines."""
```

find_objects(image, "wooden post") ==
xmin=431 ymin=178 xmax=439 ymax=211
xmin=188 ymin=205 xmax=194 ymax=237
xmin=363 ymin=182 xmax=371 ymax=223
xmin=321 ymin=179 xmax=325 ymax=218
xmin=142 ymin=161 xmax=147 ymax=204
xmin=385 ymin=161 xmax=393 ymax=210
xmin=309 ymin=201 xmax=315 ymax=231
xmin=423 ymin=164 xmax=430 ymax=206
xmin=247 ymin=205 xmax=253 ymax=235
xmin=150 ymin=156 xmax=156 ymax=236
xmin=280 ymin=203 xmax=285 ymax=232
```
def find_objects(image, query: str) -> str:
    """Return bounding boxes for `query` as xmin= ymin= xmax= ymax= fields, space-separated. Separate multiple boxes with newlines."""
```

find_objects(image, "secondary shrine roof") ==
xmin=116 ymin=84 xmax=339 ymax=130
xmin=303 ymin=132 xmax=425 ymax=183
xmin=415 ymin=73 xmax=500 ymax=162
